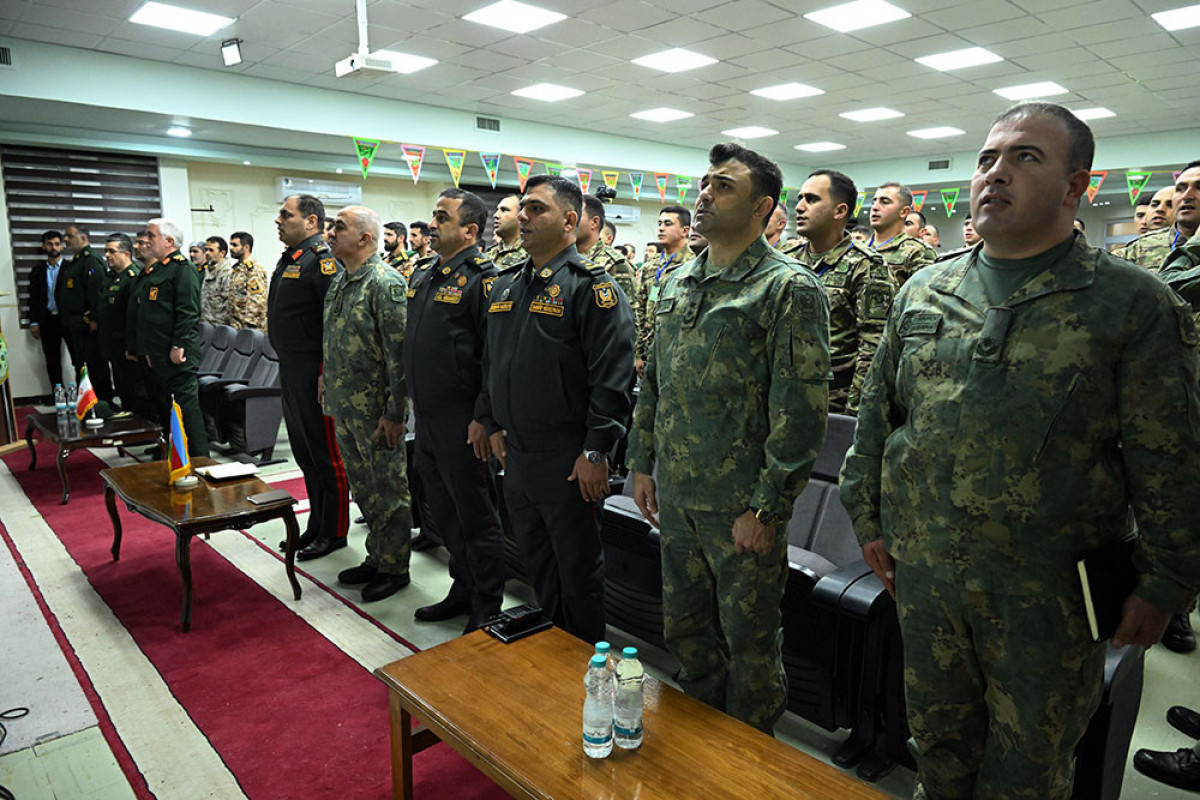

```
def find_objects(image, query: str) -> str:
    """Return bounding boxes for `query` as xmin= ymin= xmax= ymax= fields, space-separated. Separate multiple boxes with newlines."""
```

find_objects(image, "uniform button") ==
xmin=977 ymin=339 xmax=998 ymax=355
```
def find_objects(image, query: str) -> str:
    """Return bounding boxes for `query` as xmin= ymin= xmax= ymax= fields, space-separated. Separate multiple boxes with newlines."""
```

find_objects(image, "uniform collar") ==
xmin=524 ymin=244 xmax=576 ymax=282
xmin=344 ymin=253 xmax=381 ymax=283
xmin=436 ymin=245 xmax=479 ymax=276
xmin=799 ymin=235 xmax=853 ymax=269
xmin=930 ymin=231 xmax=1094 ymax=308
xmin=285 ymin=233 xmax=324 ymax=263
xmin=682 ymin=235 xmax=773 ymax=284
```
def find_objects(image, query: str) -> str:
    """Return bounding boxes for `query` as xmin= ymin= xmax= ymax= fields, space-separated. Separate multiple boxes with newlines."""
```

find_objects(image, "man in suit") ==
xmin=26 ymin=229 xmax=81 ymax=392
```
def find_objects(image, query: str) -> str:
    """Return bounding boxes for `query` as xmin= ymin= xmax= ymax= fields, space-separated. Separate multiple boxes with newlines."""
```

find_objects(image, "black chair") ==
xmin=197 ymin=324 xmax=236 ymax=378
xmin=216 ymin=336 xmax=283 ymax=464
xmin=601 ymin=477 xmax=664 ymax=648
xmin=200 ymin=329 xmax=263 ymax=443
xmin=198 ymin=321 xmax=213 ymax=349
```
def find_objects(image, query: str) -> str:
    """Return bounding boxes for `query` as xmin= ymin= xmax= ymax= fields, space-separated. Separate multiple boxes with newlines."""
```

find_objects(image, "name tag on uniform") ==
xmin=489 ymin=301 xmax=513 ymax=313
xmin=824 ymin=272 xmax=849 ymax=289
xmin=148 ymin=287 xmax=159 ymax=301
xmin=435 ymin=287 xmax=463 ymax=304
xmin=530 ymin=289 xmax=565 ymax=317
xmin=899 ymin=311 xmax=941 ymax=336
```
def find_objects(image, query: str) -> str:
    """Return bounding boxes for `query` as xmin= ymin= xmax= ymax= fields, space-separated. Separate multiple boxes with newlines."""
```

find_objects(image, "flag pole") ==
xmin=169 ymin=392 xmax=199 ymax=488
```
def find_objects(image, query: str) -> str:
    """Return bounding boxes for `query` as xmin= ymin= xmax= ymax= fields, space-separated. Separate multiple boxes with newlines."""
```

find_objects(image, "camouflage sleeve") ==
xmin=580 ymin=274 xmax=637 ymax=453
xmin=614 ymin=261 xmax=637 ymax=309
xmin=634 ymin=267 xmax=651 ymax=361
xmin=246 ymin=264 xmax=268 ymax=330
xmin=749 ymin=279 xmax=832 ymax=517
xmin=626 ymin=327 xmax=658 ymax=476
xmin=173 ymin=261 xmax=202 ymax=355
xmin=373 ymin=275 xmax=409 ymax=423
xmin=849 ymin=261 xmax=896 ymax=414
xmin=1119 ymin=285 xmax=1200 ymax=611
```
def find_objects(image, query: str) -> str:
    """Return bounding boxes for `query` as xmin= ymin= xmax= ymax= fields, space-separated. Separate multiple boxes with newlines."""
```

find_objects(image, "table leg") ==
xmin=106 ymin=486 xmax=123 ymax=561
xmin=388 ymin=693 xmax=416 ymax=800
xmin=282 ymin=509 xmax=303 ymax=601
xmin=25 ymin=418 xmax=36 ymax=471
xmin=176 ymin=532 xmax=194 ymax=633
xmin=57 ymin=447 xmax=70 ymax=504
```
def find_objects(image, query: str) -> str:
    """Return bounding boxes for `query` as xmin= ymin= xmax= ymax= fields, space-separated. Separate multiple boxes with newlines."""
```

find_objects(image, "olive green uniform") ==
xmin=633 ymin=247 xmax=695 ymax=362
xmin=1120 ymin=224 xmax=1188 ymax=271
xmin=484 ymin=239 xmax=527 ymax=270
xmin=582 ymin=239 xmax=637 ymax=302
xmin=869 ymin=230 xmax=936 ymax=287
xmin=60 ymin=245 xmax=110 ymax=399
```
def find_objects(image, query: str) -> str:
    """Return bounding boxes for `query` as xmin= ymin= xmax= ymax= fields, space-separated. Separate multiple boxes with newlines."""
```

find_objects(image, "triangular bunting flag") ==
xmin=1127 ymin=171 xmax=1153 ymax=205
xmin=628 ymin=172 xmax=644 ymax=201
xmin=480 ymin=152 xmax=502 ymax=189
xmin=854 ymin=191 xmax=866 ymax=217
xmin=603 ymin=171 xmax=620 ymax=191
xmin=676 ymin=176 xmax=693 ymax=203
xmin=577 ymin=168 xmax=592 ymax=194
xmin=911 ymin=190 xmax=927 ymax=213
xmin=940 ymin=187 xmax=960 ymax=218
xmin=1086 ymin=171 xmax=1107 ymax=205
xmin=780 ymin=187 xmax=790 ymax=208
xmin=443 ymin=149 xmax=466 ymax=188
xmin=401 ymin=144 xmax=426 ymax=184
xmin=546 ymin=163 xmax=563 ymax=177
xmin=353 ymin=137 xmax=380 ymax=179
xmin=655 ymin=173 xmax=669 ymax=203
xmin=513 ymin=157 xmax=535 ymax=191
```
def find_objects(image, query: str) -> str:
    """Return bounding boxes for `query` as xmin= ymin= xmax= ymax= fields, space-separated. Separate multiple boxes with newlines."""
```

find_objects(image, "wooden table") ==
xmin=374 ymin=627 xmax=888 ymax=800
xmin=26 ymin=411 xmax=165 ymax=504
xmin=100 ymin=457 xmax=302 ymax=632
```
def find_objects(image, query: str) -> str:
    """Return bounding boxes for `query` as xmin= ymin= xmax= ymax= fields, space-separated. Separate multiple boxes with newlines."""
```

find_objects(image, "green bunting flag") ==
xmin=353 ymin=137 xmax=380 ymax=179
xmin=1127 ymin=171 xmax=1153 ymax=205
xmin=1086 ymin=171 xmax=1107 ymax=205
xmin=480 ymin=152 xmax=501 ymax=189
xmin=401 ymin=144 xmax=425 ymax=184
xmin=546 ymin=163 xmax=563 ymax=176
xmin=577 ymin=168 xmax=592 ymax=194
xmin=603 ymin=171 xmax=620 ymax=191
xmin=854 ymin=191 xmax=865 ymax=217
xmin=513 ymin=157 xmax=535 ymax=191
xmin=779 ymin=187 xmax=789 ymax=208
xmin=655 ymin=173 xmax=669 ymax=202
xmin=443 ymin=149 xmax=466 ymax=187
xmin=628 ymin=172 xmax=644 ymax=201
xmin=940 ymin=187 xmax=960 ymax=217
xmin=676 ymin=176 xmax=693 ymax=203
xmin=911 ymin=190 xmax=927 ymax=213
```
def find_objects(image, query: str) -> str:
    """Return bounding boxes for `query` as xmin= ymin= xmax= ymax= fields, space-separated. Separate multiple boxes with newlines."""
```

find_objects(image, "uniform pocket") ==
xmin=1033 ymin=373 xmax=1082 ymax=463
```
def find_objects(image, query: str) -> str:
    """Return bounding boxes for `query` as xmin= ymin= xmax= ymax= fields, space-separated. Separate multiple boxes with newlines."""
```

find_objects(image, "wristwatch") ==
xmin=584 ymin=449 xmax=607 ymax=464
xmin=751 ymin=508 xmax=782 ymax=526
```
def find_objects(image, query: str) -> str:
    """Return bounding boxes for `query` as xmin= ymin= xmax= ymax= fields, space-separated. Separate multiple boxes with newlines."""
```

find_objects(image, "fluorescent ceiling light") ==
xmin=629 ymin=107 xmax=694 ymax=122
xmin=372 ymin=50 xmax=438 ymax=74
xmin=907 ymin=126 xmax=965 ymax=139
xmin=631 ymin=48 xmax=718 ymax=73
xmin=242 ymin=160 xmax=251 ymax=165
xmin=1071 ymin=107 xmax=1116 ymax=120
xmin=463 ymin=0 xmax=565 ymax=33
xmin=166 ymin=126 xmax=192 ymax=138
xmin=994 ymin=81 xmax=1068 ymax=100
xmin=221 ymin=38 xmax=241 ymax=67
xmin=751 ymin=82 xmax=825 ymax=101
xmin=722 ymin=126 xmax=779 ymax=139
xmin=840 ymin=107 xmax=904 ymax=122
xmin=804 ymin=0 xmax=911 ymax=33
xmin=130 ymin=2 xmax=234 ymax=36
xmin=915 ymin=47 xmax=1002 ymax=71
xmin=511 ymin=83 xmax=583 ymax=102
xmin=795 ymin=141 xmax=846 ymax=152
xmin=1153 ymin=3 xmax=1200 ymax=31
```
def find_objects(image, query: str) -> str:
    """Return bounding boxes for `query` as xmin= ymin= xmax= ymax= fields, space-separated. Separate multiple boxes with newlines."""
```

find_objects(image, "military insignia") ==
xmin=489 ymin=300 xmax=514 ymax=313
xmin=320 ymin=258 xmax=337 ymax=276
xmin=899 ymin=311 xmax=941 ymax=337
xmin=547 ymin=284 xmax=561 ymax=298
xmin=473 ymin=255 xmax=487 ymax=265
xmin=442 ymin=266 xmax=453 ymax=275
xmin=148 ymin=287 xmax=159 ymax=301
xmin=248 ymin=278 xmax=263 ymax=294
xmin=502 ymin=287 xmax=511 ymax=299
xmin=593 ymin=283 xmax=617 ymax=309
xmin=291 ymin=249 xmax=304 ymax=261
xmin=482 ymin=276 xmax=496 ymax=298
xmin=391 ymin=284 xmax=405 ymax=302
xmin=406 ymin=288 xmax=417 ymax=298
xmin=434 ymin=287 xmax=464 ymax=304
xmin=456 ymin=275 xmax=468 ymax=287
xmin=66 ymin=278 xmax=74 ymax=288
xmin=530 ymin=290 xmax=566 ymax=317
xmin=539 ymin=267 xmax=552 ymax=279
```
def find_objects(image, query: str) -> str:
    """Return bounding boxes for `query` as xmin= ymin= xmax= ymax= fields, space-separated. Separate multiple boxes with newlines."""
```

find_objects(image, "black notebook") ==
xmin=1077 ymin=537 xmax=1138 ymax=642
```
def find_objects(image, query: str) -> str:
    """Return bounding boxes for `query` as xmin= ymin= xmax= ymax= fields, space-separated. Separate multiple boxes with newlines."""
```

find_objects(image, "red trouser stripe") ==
xmin=323 ymin=413 xmax=351 ymax=539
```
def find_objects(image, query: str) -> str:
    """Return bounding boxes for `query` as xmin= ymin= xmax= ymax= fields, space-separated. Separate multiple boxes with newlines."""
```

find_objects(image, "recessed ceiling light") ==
xmin=804 ymin=0 xmax=911 ymax=33
xmin=993 ymin=81 xmax=1068 ymax=100
xmin=840 ymin=107 xmax=904 ymax=122
xmin=631 ymin=48 xmax=718 ymax=74
xmin=915 ymin=47 xmax=1002 ymax=72
xmin=166 ymin=126 xmax=192 ymax=138
xmin=1153 ymin=3 xmax=1200 ymax=30
xmin=1071 ymin=107 xmax=1116 ymax=120
xmin=511 ymin=83 xmax=583 ymax=102
xmin=630 ymin=107 xmax=694 ymax=122
xmin=372 ymin=50 xmax=438 ymax=74
xmin=129 ymin=2 xmax=234 ymax=36
xmin=795 ymin=141 xmax=846 ymax=152
xmin=750 ymin=82 xmax=825 ymax=101
xmin=221 ymin=38 xmax=242 ymax=67
xmin=907 ymin=126 xmax=966 ymax=139
xmin=722 ymin=126 xmax=779 ymax=139
xmin=463 ymin=0 xmax=566 ymax=33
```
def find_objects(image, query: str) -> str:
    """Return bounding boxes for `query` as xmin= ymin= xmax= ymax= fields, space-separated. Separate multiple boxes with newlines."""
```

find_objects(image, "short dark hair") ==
xmin=105 ymin=233 xmax=132 ymax=253
xmin=1134 ymin=195 xmax=1152 ymax=208
xmin=583 ymin=194 xmax=606 ymax=228
xmin=603 ymin=220 xmax=616 ymax=238
xmin=646 ymin=241 xmax=659 ymax=249
xmin=66 ymin=224 xmax=90 ymax=239
xmin=288 ymin=194 xmax=326 ymax=227
xmin=878 ymin=182 xmax=914 ymax=208
xmin=659 ymin=204 xmax=691 ymax=228
xmin=808 ymin=169 xmax=857 ymax=213
xmin=230 ymin=230 xmax=253 ymax=250
xmin=1182 ymin=160 xmax=1200 ymax=174
xmin=439 ymin=188 xmax=489 ymax=235
xmin=410 ymin=221 xmax=431 ymax=237
xmin=525 ymin=174 xmax=583 ymax=219
xmin=908 ymin=210 xmax=927 ymax=227
xmin=708 ymin=142 xmax=784 ymax=225
xmin=205 ymin=235 xmax=228 ymax=255
xmin=42 ymin=230 xmax=63 ymax=244
xmin=324 ymin=217 xmax=336 ymax=231
xmin=384 ymin=221 xmax=407 ymax=238
xmin=992 ymin=102 xmax=1094 ymax=173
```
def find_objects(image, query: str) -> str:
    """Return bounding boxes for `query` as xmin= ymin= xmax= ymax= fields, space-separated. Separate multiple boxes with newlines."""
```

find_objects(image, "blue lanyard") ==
xmin=1172 ymin=228 xmax=1183 ymax=249
xmin=868 ymin=235 xmax=896 ymax=249
xmin=655 ymin=252 xmax=678 ymax=281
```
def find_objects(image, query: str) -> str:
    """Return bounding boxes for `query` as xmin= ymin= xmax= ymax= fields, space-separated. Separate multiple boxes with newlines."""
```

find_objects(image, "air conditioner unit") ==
xmin=276 ymin=177 xmax=363 ymax=206
xmin=605 ymin=204 xmax=640 ymax=223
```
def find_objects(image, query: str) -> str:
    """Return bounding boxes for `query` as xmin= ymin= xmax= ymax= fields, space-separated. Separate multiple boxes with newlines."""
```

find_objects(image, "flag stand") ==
xmin=85 ymin=407 xmax=104 ymax=428
xmin=173 ymin=473 xmax=200 ymax=489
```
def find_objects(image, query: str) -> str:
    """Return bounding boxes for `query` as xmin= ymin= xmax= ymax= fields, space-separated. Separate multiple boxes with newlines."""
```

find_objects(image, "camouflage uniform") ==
xmin=1160 ymin=233 xmax=1200 ymax=324
xmin=627 ymin=236 xmax=832 ymax=733
xmin=870 ymin=230 xmax=936 ymax=287
xmin=200 ymin=256 xmax=233 ymax=325
xmin=583 ymin=239 xmax=636 ymax=302
xmin=793 ymin=235 xmax=895 ymax=414
xmin=322 ymin=253 xmax=412 ymax=578
xmin=840 ymin=233 xmax=1200 ymax=799
xmin=935 ymin=244 xmax=975 ymax=263
xmin=388 ymin=250 xmax=419 ymax=280
xmin=1120 ymin=224 xmax=1188 ymax=271
xmin=228 ymin=257 xmax=268 ymax=330
xmin=633 ymin=247 xmax=695 ymax=362
xmin=484 ymin=239 xmax=527 ymax=269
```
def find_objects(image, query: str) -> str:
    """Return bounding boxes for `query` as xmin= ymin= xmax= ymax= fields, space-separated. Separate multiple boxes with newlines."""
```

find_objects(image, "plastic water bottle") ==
xmin=54 ymin=384 xmax=67 ymax=416
xmin=583 ymin=654 xmax=613 ymax=758
xmin=613 ymin=646 xmax=644 ymax=749
xmin=67 ymin=382 xmax=77 ymax=408
xmin=595 ymin=641 xmax=616 ymax=677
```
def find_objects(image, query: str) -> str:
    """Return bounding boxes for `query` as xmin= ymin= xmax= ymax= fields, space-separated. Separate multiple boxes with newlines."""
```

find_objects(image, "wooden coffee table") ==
xmin=25 ymin=411 xmax=165 ymax=504
xmin=100 ymin=457 xmax=302 ymax=632
xmin=375 ymin=627 xmax=888 ymax=800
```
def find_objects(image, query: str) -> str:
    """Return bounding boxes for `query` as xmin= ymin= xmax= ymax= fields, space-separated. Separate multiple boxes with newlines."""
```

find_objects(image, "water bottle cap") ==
xmin=590 ymin=655 xmax=607 ymax=668
xmin=623 ymin=647 xmax=638 ymax=658
xmin=594 ymin=641 xmax=610 ymax=655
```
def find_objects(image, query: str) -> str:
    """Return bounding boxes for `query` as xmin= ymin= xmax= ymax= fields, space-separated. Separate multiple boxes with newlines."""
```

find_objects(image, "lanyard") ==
xmin=1172 ymin=228 xmax=1183 ymax=250
xmin=655 ymin=251 xmax=678 ymax=281
xmin=868 ymin=234 xmax=896 ymax=249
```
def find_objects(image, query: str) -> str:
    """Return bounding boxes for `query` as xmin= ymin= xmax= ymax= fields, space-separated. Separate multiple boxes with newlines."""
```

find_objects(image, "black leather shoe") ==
xmin=362 ymin=573 xmax=410 ymax=602
xmin=296 ymin=537 xmax=347 ymax=562
xmin=1168 ymin=706 xmax=1200 ymax=739
xmin=1162 ymin=613 xmax=1196 ymax=653
xmin=338 ymin=562 xmax=379 ymax=585
xmin=279 ymin=529 xmax=318 ymax=552
xmin=414 ymin=595 xmax=471 ymax=623
xmin=1134 ymin=746 xmax=1200 ymax=791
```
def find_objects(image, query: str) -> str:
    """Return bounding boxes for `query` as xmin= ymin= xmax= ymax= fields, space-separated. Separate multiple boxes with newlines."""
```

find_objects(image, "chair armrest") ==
xmin=225 ymin=384 xmax=282 ymax=401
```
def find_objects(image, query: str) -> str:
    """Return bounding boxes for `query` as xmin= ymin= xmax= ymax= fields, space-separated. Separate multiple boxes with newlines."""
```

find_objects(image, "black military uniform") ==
xmin=126 ymin=250 xmax=208 ymax=455
xmin=95 ymin=261 xmax=147 ymax=414
xmin=268 ymin=233 xmax=350 ymax=548
xmin=405 ymin=245 xmax=506 ymax=625
xmin=476 ymin=244 xmax=636 ymax=643
xmin=58 ymin=245 xmax=104 ymax=392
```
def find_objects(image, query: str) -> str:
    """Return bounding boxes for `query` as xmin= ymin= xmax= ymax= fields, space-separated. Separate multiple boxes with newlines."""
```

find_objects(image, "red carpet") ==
xmin=7 ymin=413 xmax=508 ymax=799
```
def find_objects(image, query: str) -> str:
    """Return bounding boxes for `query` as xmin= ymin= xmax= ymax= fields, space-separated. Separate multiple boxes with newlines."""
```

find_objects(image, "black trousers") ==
xmin=79 ymin=329 xmax=114 ymax=403
xmin=35 ymin=314 xmax=81 ymax=390
xmin=279 ymin=356 xmax=349 ymax=541
xmin=502 ymin=444 xmax=605 ymax=643
xmin=413 ymin=412 xmax=506 ymax=617
xmin=106 ymin=340 xmax=150 ymax=418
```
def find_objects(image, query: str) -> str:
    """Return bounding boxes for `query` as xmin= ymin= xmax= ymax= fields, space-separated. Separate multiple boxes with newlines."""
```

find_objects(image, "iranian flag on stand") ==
xmin=75 ymin=367 xmax=98 ymax=420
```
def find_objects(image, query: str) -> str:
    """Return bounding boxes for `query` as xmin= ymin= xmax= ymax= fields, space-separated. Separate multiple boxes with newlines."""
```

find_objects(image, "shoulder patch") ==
xmin=482 ymin=276 xmax=496 ymax=298
xmin=320 ymin=258 xmax=337 ymax=276
xmin=900 ymin=311 xmax=942 ymax=337
xmin=390 ymin=283 xmax=405 ymax=303
xmin=593 ymin=282 xmax=618 ymax=309
xmin=1175 ymin=303 xmax=1199 ymax=347
xmin=248 ymin=278 xmax=264 ymax=294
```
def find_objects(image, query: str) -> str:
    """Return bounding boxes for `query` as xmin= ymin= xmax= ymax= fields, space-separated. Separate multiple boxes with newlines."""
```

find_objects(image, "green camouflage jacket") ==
xmin=583 ymin=239 xmax=637 ymax=302
xmin=633 ymin=247 xmax=695 ymax=361
xmin=228 ymin=258 xmax=268 ymax=330
xmin=485 ymin=239 xmax=528 ymax=269
xmin=1120 ymin=224 xmax=1188 ymax=271
xmin=200 ymin=257 xmax=233 ymax=325
xmin=869 ymin=231 xmax=936 ymax=287
xmin=1159 ymin=233 xmax=1200 ymax=324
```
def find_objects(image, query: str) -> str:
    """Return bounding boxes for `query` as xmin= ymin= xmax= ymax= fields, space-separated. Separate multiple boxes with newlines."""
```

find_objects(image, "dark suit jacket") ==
xmin=27 ymin=260 xmax=64 ymax=327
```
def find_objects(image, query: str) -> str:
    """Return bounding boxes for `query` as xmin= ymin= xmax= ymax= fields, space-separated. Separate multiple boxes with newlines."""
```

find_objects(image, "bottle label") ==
xmin=614 ymin=722 xmax=642 ymax=737
xmin=583 ymin=731 xmax=612 ymax=745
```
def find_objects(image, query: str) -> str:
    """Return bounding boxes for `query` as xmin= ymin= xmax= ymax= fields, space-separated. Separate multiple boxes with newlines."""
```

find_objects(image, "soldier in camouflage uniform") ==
xmin=840 ymin=103 xmax=1200 ymax=800
xmin=200 ymin=236 xmax=233 ymax=325
xmin=383 ymin=221 xmax=420 ymax=279
xmin=868 ymin=182 xmax=937 ymax=286
xmin=633 ymin=206 xmax=695 ymax=376
xmin=576 ymin=194 xmax=636 ymax=301
xmin=794 ymin=169 xmax=896 ymax=414
xmin=1122 ymin=165 xmax=1199 ymax=270
xmin=484 ymin=195 xmax=527 ymax=268
xmin=228 ymin=231 xmax=267 ymax=330
xmin=628 ymin=144 xmax=832 ymax=733
xmin=322 ymin=206 xmax=412 ymax=603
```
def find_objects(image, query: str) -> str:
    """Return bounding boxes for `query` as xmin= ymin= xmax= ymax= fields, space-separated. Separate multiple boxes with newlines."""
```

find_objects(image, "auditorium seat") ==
xmin=215 ymin=335 xmax=283 ymax=464
xmin=197 ymin=324 xmax=235 ymax=378
xmin=601 ymin=477 xmax=664 ymax=648
xmin=200 ymin=329 xmax=263 ymax=443
xmin=198 ymin=321 xmax=212 ymax=349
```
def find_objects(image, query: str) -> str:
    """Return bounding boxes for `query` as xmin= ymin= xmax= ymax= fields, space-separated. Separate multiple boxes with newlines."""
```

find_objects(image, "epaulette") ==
xmin=311 ymin=239 xmax=332 ymax=255
xmin=416 ymin=254 xmax=438 ymax=267
xmin=469 ymin=254 xmax=493 ymax=269
xmin=848 ymin=239 xmax=882 ymax=260
xmin=497 ymin=262 xmax=524 ymax=275
xmin=126 ymin=268 xmax=136 ymax=277
xmin=171 ymin=253 xmax=187 ymax=263
xmin=567 ymin=254 xmax=606 ymax=278
xmin=935 ymin=245 xmax=974 ymax=263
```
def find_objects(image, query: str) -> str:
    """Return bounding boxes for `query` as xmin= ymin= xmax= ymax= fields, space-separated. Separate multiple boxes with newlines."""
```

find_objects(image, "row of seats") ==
xmin=196 ymin=323 xmax=284 ymax=464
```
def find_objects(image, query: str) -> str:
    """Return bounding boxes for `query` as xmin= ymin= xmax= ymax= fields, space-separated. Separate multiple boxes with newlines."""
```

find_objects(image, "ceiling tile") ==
xmin=701 ymin=0 xmax=794 ymax=32
xmin=422 ymin=19 xmax=519 ymax=48
xmin=13 ymin=22 xmax=102 ymax=49
xmin=577 ymin=1 xmax=677 ymax=33
xmin=1068 ymin=17 xmax=1162 ymax=44
xmin=958 ymin=16 xmax=1055 ymax=45
xmin=633 ymin=16 xmax=729 ymax=47
xmin=19 ymin=4 xmax=124 ymax=36
xmin=1036 ymin=0 xmax=1143 ymax=30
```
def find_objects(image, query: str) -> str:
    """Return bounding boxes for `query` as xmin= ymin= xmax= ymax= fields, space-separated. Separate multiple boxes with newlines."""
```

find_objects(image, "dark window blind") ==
xmin=3 ymin=145 xmax=162 ymax=327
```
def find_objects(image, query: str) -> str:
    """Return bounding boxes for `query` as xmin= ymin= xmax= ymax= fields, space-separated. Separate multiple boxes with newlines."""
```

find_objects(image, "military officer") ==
xmin=633 ymin=205 xmax=694 ymax=376
xmin=133 ymin=230 xmax=151 ymax=269
xmin=61 ymin=225 xmax=108 ymax=398
xmin=484 ymin=195 xmax=527 ymax=268
xmin=269 ymin=194 xmax=351 ymax=560
xmin=793 ymin=169 xmax=895 ymax=414
xmin=840 ymin=102 xmax=1200 ymax=800
xmin=382 ymin=221 xmax=415 ymax=276
xmin=98 ymin=234 xmax=146 ymax=415
xmin=576 ymin=194 xmax=636 ymax=300
xmin=228 ymin=231 xmax=267 ymax=330
xmin=200 ymin=236 xmax=234 ymax=325
xmin=405 ymin=189 xmax=506 ymax=631
xmin=322 ymin=206 xmax=412 ymax=603
xmin=127 ymin=218 xmax=208 ymax=455
xmin=1123 ymin=164 xmax=1199 ymax=270
xmin=1148 ymin=185 xmax=1176 ymax=231
xmin=765 ymin=203 xmax=788 ymax=247
xmin=188 ymin=242 xmax=208 ymax=271
xmin=628 ymin=143 xmax=831 ymax=734
xmin=476 ymin=175 xmax=635 ymax=643
xmin=867 ymin=183 xmax=937 ymax=286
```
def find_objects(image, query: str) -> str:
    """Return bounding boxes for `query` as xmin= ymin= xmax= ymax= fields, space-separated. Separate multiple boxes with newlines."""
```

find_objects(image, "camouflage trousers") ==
xmin=659 ymin=506 xmax=789 ymax=734
xmin=896 ymin=563 xmax=1105 ymax=800
xmin=333 ymin=414 xmax=412 ymax=577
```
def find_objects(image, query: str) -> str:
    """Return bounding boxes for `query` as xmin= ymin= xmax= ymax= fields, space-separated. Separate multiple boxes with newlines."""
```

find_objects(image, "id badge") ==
xmin=649 ymin=285 xmax=660 ymax=302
